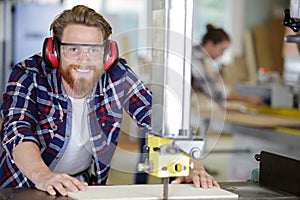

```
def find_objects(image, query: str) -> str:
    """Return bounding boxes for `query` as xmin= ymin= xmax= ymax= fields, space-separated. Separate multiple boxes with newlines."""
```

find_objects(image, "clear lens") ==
xmin=61 ymin=43 xmax=104 ymax=60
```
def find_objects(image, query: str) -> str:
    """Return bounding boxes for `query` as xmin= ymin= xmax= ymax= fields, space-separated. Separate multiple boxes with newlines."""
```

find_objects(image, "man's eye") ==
xmin=68 ymin=47 xmax=79 ymax=52
xmin=90 ymin=48 xmax=100 ymax=53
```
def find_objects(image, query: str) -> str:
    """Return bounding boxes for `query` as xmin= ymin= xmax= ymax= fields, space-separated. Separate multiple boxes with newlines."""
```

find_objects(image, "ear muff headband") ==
xmin=42 ymin=37 xmax=60 ymax=69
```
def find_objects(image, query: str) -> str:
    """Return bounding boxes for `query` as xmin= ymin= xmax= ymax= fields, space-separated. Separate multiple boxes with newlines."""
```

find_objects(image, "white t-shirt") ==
xmin=54 ymin=97 xmax=92 ymax=175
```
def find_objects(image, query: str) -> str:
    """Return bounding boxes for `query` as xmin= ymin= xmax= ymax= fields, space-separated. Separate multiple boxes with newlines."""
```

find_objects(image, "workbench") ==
xmin=192 ymin=94 xmax=300 ymax=183
xmin=200 ymin=109 xmax=300 ymax=149
xmin=0 ymin=182 xmax=299 ymax=199
xmin=193 ymin=93 xmax=300 ymax=154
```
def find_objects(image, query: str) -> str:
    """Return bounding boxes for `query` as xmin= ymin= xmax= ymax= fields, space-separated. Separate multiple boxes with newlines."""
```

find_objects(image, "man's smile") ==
xmin=74 ymin=68 xmax=93 ymax=73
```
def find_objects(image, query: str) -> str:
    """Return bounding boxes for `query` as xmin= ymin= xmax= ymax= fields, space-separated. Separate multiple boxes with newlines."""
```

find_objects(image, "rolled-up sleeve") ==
xmin=120 ymin=63 xmax=152 ymax=130
xmin=0 ymin=66 xmax=39 ymax=160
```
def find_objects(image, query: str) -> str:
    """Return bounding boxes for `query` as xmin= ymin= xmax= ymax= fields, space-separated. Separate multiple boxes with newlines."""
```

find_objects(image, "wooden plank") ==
xmin=68 ymin=184 xmax=238 ymax=200
xmin=201 ymin=109 xmax=300 ymax=128
xmin=254 ymin=25 xmax=273 ymax=70
xmin=244 ymin=30 xmax=257 ymax=84
xmin=253 ymin=17 xmax=285 ymax=74
xmin=224 ymin=112 xmax=300 ymax=127
xmin=267 ymin=17 xmax=284 ymax=74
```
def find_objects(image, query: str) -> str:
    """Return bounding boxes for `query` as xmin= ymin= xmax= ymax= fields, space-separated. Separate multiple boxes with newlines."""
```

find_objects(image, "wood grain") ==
xmin=68 ymin=184 xmax=238 ymax=199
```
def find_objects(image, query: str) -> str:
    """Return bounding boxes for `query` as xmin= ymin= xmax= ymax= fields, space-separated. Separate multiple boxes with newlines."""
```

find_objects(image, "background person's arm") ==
xmin=228 ymin=93 xmax=264 ymax=105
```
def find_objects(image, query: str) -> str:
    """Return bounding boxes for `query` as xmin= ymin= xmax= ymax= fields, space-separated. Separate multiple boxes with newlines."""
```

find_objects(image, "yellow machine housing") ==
xmin=146 ymin=134 xmax=190 ymax=178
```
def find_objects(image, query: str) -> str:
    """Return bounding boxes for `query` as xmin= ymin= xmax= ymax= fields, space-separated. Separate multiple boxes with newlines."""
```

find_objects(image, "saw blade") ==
xmin=163 ymin=178 xmax=169 ymax=200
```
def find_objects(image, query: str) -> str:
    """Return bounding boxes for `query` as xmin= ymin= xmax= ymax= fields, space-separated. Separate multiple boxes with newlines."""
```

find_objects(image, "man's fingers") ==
xmin=170 ymin=160 xmax=220 ymax=189
xmin=43 ymin=174 xmax=87 ymax=196
xmin=171 ymin=177 xmax=183 ymax=184
xmin=62 ymin=177 xmax=79 ymax=192
xmin=213 ymin=179 xmax=220 ymax=188
xmin=192 ymin=175 xmax=201 ymax=188
xmin=46 ymin=185 xmax=56 ymax=196
xmin=53 ymin=182 xmax=69 ymax=196
xmin=68 ymin=176 xmax=88 ymax=191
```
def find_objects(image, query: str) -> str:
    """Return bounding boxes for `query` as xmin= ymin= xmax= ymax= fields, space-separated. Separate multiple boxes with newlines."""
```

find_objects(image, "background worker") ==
xmin=192 ymin=24 xmax=264 ymax=106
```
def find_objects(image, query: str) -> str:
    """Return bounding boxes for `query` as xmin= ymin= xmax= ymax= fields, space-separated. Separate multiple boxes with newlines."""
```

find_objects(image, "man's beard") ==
xmin=60 ymin=64 xmax=102 ymax=98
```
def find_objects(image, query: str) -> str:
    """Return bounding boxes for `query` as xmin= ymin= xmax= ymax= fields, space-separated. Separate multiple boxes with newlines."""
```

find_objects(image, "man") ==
xmin=0 ymin=5 xmax=218 ymax=196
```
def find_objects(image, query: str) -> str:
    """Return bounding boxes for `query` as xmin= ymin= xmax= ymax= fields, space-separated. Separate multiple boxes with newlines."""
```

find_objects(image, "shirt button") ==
xmin=66 ymin=133 xmax=71 ymax=137
xmin=101 ymin=122 xmax=105 ymax=126
xmin=56 ymin=157 xmax=60 ymax=160
xmin=68 ymin=108 xmax=72 ymax=112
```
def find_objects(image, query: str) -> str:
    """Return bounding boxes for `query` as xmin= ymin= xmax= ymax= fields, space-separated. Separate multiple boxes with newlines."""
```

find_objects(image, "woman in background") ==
xmin=192 ymin=24 xmax=264 ymax=105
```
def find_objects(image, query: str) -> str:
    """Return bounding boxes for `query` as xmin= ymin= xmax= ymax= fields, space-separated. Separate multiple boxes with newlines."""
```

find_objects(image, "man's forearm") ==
xmin=12 ymin=142 xmax=51 ymax=184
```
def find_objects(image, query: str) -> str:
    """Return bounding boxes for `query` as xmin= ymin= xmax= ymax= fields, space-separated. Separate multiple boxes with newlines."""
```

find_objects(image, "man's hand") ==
xmin=34 ymin=171 xmax=87 ymax=196
xmin=13 ymin=142 xmax=87 ymax=196
xmin=171 ymin=159 xmax=219 ymax=188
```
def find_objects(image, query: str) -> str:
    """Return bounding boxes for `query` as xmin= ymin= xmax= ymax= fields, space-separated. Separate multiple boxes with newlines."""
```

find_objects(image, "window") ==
xmin=193 ymin=0 xmax=236 ymax=64
xmin=193 ymin=0 xmax=230 ymax=43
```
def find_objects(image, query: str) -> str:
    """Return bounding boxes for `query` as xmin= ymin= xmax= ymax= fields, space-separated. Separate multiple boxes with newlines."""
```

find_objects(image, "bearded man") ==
xmin=0 ymin=5 xmax=218 ymax=197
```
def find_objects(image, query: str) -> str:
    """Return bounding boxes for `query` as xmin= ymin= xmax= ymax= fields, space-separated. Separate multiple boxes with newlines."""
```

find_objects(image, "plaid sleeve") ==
xmin=0 ymin=64 xmax=39 ymax=160
xmin=119 ymin=60 xmax=152 ymax=130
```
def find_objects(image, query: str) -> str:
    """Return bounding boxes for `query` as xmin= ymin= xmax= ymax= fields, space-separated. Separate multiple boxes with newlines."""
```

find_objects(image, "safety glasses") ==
xmin=60 ymin=42 xmax=105 ymax=60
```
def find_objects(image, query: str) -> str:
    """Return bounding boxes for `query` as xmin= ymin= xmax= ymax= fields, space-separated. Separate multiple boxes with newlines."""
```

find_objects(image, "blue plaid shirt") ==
xmin=0 ymin=54 xmax=152 ymax=188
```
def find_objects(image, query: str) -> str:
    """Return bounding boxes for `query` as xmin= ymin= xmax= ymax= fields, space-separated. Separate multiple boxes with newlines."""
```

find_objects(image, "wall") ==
xmin=244 ymin=0 xmax=289 ymax=32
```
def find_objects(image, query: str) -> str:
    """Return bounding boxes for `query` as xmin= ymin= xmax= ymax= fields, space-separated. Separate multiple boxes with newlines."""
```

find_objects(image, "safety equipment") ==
xmin=42 ymin=37 xmax=60 ymax=69
xmin=42 ymin=37 xmax=119 ymax=71
xmin=103 ymin=39 xmax=119 ymax=71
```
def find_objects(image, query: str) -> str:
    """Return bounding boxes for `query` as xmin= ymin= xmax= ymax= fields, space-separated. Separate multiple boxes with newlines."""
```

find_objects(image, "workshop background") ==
xmin=1 ymin=0 xmax=299 ymax=185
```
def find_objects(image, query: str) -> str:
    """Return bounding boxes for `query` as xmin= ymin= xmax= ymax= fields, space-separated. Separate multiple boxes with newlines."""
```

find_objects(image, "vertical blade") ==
xmin=163 ymin=178 xmax=169 ymax=200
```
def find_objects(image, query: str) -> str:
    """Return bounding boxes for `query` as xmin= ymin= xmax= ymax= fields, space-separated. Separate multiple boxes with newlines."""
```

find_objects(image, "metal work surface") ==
xmin=0 ymin=182 xmax=299 ymax=199
xmin=220 ymin=182 xmax=300 ymax=200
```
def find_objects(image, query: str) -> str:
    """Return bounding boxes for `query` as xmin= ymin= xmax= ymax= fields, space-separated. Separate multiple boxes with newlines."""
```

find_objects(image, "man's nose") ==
xmin=79 ymin=50 xmax=90 ymax=60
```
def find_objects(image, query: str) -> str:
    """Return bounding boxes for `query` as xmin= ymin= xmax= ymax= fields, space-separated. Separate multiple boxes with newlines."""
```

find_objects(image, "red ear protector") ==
xmin=42 ymin=37 xmax=60 ymax=69
xmin=103 ymin=39 xmax=119 ymax=71
xmin=42 ymin=37 xmax=119 ymax=71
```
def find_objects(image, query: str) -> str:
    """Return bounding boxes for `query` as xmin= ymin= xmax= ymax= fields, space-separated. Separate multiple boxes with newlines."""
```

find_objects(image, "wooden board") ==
xmin=200 ymin=109 xmax=300 ymax=128
xmin=68 ymin=184 xmax=238 ymax=200
xmin=253 ymin=17 xmax=284 ymax=73
xmin=244 ymin=30 xmax=257 ymax=84
xmin=223 ymin=112 xmax=300 ymax=127
xmin=254 ymin=25 xmax=272 ymax=70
